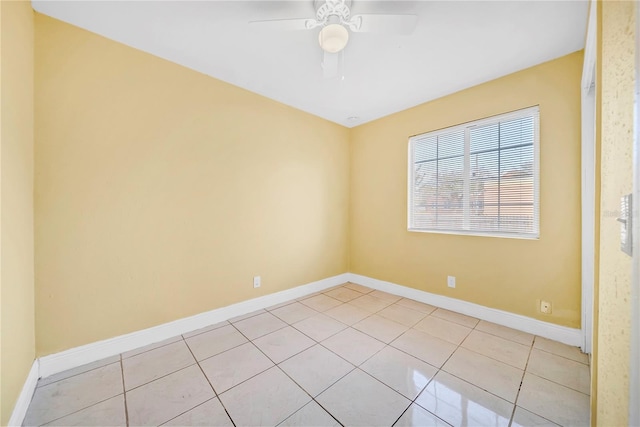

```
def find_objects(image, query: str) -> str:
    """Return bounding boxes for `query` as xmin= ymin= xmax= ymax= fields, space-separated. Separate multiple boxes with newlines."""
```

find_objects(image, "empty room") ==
xmin=1 ymin=0 xmax=638 ymax=426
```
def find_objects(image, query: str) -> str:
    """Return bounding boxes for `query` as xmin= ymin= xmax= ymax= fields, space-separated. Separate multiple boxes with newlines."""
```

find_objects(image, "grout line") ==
xmin=228 ymin=309 xmax=270 ymax=324
xmin=509 ymin=334 xmax=536 ymax=426
xmin=531 ymin=345 xmax=590 ymax=365
xmin=225 ymin=323 xmax=314 ymax=425
xmin=181 ymin=320 xmax=230 ymax=340
xmin=184 ymin=341 xmax=217 ymax=396
xmin=183 ymin=340 xmax=238 ymax=427
xmin=121 ymin=336 xmax=183 ymax=360
xmin=120 ymin=355 xmax=130 ymax=427
xmin=36 ymin=359 xmax=121 ymax=389
xmin=35 ymin=394 xmax=124 ymax=426
xmin=300 ymin=400 xmax=345 ymax=427
xmin=523 ymin=370 xmax=591 ymax=397
xmin=123 ymin=361 xmax=199 ymax=393
xmin=189 ymin=336 xmax=250 ymax=365
xmin=30 ymin=285 xmax=585 ymax=427
xmin=158 ymin=397 xmax=219 ymax=427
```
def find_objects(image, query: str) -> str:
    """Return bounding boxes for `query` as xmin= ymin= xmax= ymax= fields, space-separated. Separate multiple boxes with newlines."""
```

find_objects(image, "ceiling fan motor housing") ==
xmin=315 ymin=0 xmax=352 ymax=24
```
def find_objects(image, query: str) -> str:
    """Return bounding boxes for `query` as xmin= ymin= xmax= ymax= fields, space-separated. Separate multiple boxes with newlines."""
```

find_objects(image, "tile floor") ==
xmin=23 ymin=283 xmax=591 ymax=427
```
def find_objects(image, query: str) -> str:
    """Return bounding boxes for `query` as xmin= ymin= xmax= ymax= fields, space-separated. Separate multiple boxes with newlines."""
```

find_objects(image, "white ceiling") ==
xmin=32 ymin=0 xmax=589 ymax=128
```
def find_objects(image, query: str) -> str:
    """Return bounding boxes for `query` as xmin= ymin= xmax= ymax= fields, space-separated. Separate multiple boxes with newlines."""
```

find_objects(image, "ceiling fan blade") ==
xmin=248 ymin=18 xmax=322 ymax=31
xmin=349 ymin=14 xmax=418 ymax=35
xmin=322 ymin=51 xmax=339 ymax=79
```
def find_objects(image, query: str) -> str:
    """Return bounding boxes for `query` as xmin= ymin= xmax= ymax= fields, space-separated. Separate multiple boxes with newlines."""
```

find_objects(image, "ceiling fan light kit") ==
xmin=318 ymin=23 xmax=349 ymax=53
xmin=249 ymin=0 xmax=418 ymax=76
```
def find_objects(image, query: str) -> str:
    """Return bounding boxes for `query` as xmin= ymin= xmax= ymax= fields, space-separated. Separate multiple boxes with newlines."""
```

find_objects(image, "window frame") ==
xmin=407 ymin=106 xmax=540 ymax=240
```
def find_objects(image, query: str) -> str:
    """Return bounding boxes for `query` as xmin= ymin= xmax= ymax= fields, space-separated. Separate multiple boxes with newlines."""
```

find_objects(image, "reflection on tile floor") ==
xmin=23 ymin=283 xmax=590 ymax=427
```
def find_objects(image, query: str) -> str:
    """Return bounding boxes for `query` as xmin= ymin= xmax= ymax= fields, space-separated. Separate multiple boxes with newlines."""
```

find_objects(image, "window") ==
xmin=408 ymin=106 xmax=539 ymax=239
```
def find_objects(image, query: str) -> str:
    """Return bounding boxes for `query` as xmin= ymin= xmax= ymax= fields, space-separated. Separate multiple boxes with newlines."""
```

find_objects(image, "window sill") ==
xmin=407 ymin=228 xmax=540 ymax=240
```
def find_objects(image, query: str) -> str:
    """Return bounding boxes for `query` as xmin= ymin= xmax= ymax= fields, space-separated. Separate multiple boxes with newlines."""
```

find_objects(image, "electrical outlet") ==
xmin=540 ymin=300 xmax=552 ymax=314
xmin=447 ymin=276 xmax=456 ymax=288
xmin=253 ymin=276 xmax=261 ymax=288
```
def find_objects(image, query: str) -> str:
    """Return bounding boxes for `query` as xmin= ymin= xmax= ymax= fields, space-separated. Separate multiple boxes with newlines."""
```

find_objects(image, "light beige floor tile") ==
xmin=461 ymin=330 xmax=530 ymax=369
xmin=38 ymin=356 xmax=120 ymax=388
xmin=533 ymin=337 xmax=589 ymax=364
xmin=353 ymin=314 xmax=408 ymax=343
xmin=123 ymin=341 xmax=195 ymax=390
xmin=390 ymin=329 xmax=457 ymax=368
xmin=182 ymin=321 xmax=229 ymax=339
xmin=442 ymin=347 xmax=523 ymax=402
xmin=266 ymin=300 xmax=296 ymax=311
xmin=317 ymin=369 xmax=410 ymax=427
xmin=377 ymin=304 xmax=427 ymax=327
xmin=162 ymin=398 xmax=233 ymax=426
xmin=280 ymin=401 xmax=340 ymax=427
xmin=322 ymin=284 xmax=345 ymax=293
xmin=431 ymin=308 xmax=479 ymax=328
xmin=126 ymin=365 xmax=214 ymax=426
xmin=322 ymin=328 xmax=385 ymax=365
xmin=24 ymin=363 xmax=123 ymax=426
xmin=527 ymin=348 xmax=590 ymax=394
xmin=511 ymin=406 xmax=560 ymax=426
xmin=324 ymin=303 xmax=371 ymax=325
xmin=349 ymin=294 xmax=392 ymax=313
xmin=297 ymin=291 xmax=323 ymax=301
xmin=232 ymin=311 xmax=287 ymax=340
xmin=185 ymin=324 xmax=247 ymax=361
xmin=415 ymin=371 xmax=513 ymax=427
xmin=270 ymin=301 xmax=318 ymax=324
xmin=43 ymin=395 xmax=125 ymax=426
xmin=413 ymin=316 xmax=472 ymax=345
xmin=396 ymin=298 xmax=437 ymax=314
xmin=199 ymin=342 xmax=273 ymax=393
xmin=122 ymin=336 xmax=182 ymax=359
xmin=219 ymin=367 xmax=310 ymax=426
xmin=253 ymin=326 xmax=315 ymax=363
xmin=394 ymin=404 xmax=450 ymax=427
xmin=344 ymin=282 xmax=373 ymax=294
xmin=228 ymin=309 xmax=266 ymax=323
xmin=292 ymin=313 xmax=347 ymax=341
xmin=299 ymin=294 xmax=343 ymax=311
xmin=361 ymin=346 xmax=437 ymax=399
xmin=279 ymin=344 xmax=354 ymax=396
xmin=475 ymin=320 xmax=534 ymax=346
xmin=324 ymin=287 xmax=364 ymax=302
xmin=369 ymin=290 xmax=402 ymax=303
xmin=517 ymin=373 xmax=590 ymax=427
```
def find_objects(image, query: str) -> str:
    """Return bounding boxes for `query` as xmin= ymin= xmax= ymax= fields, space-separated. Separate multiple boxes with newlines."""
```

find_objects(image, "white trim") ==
xmin=12 ymin=271 xmax=585 ymax=425
xmin=580 ymin=0 xmax=597 ymax=355
xmin=8 ymin=360 xmax=39 ymax=427
xmin=347 ymin=273 xmax=583 ymax=346
xmin=38 ymin=273 xmax=348 ymax=378
xmin=629 ymin=1 xmax=640 ymax=423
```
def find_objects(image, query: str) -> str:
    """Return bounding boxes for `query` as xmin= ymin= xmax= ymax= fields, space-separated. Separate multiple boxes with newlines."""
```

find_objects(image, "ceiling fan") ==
xmin=249 ymin=0 xmax=418 ymax=78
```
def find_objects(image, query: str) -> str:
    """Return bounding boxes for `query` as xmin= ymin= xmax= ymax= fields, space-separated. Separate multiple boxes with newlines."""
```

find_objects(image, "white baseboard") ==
xmin=13 ymin=271 xmax=583 ymax=425
xmin=347 ymin=273 xmax=583 ymax=347
xmin=38 ymin=273 xmax=349 ymax=379
xmin=38 ymin=271 xmax=583 ymax=381
xmin=8 ymin=359 xmax=39 ymax=427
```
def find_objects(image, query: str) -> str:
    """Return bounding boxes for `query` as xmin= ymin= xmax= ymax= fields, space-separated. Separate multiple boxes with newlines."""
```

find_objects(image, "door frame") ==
xmin=629 ymin=1 xmax=640 ymax=423
xmin=581 ymin=0 xmax=597 ymax=354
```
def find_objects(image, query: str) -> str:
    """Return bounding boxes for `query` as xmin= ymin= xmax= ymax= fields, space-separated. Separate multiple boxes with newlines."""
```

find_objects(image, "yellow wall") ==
xmin=595 ymin=0 xmax=635 ymax=424
xmin=350 ymin=52 xmax=583 ymax=327
xmin=0 ymin=1 xmax=35 ymax=424
xmin=34 ymin=14 xmax=349 ymax=356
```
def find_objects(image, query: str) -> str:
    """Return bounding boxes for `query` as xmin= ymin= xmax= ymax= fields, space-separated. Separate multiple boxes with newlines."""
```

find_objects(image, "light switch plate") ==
xmin=618 ymin=193 xmax=633 ymax=256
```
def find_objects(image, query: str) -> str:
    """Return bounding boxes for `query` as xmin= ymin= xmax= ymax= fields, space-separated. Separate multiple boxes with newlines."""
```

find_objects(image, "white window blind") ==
xmin=408 ymin=106 xmax=539 ymax=239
